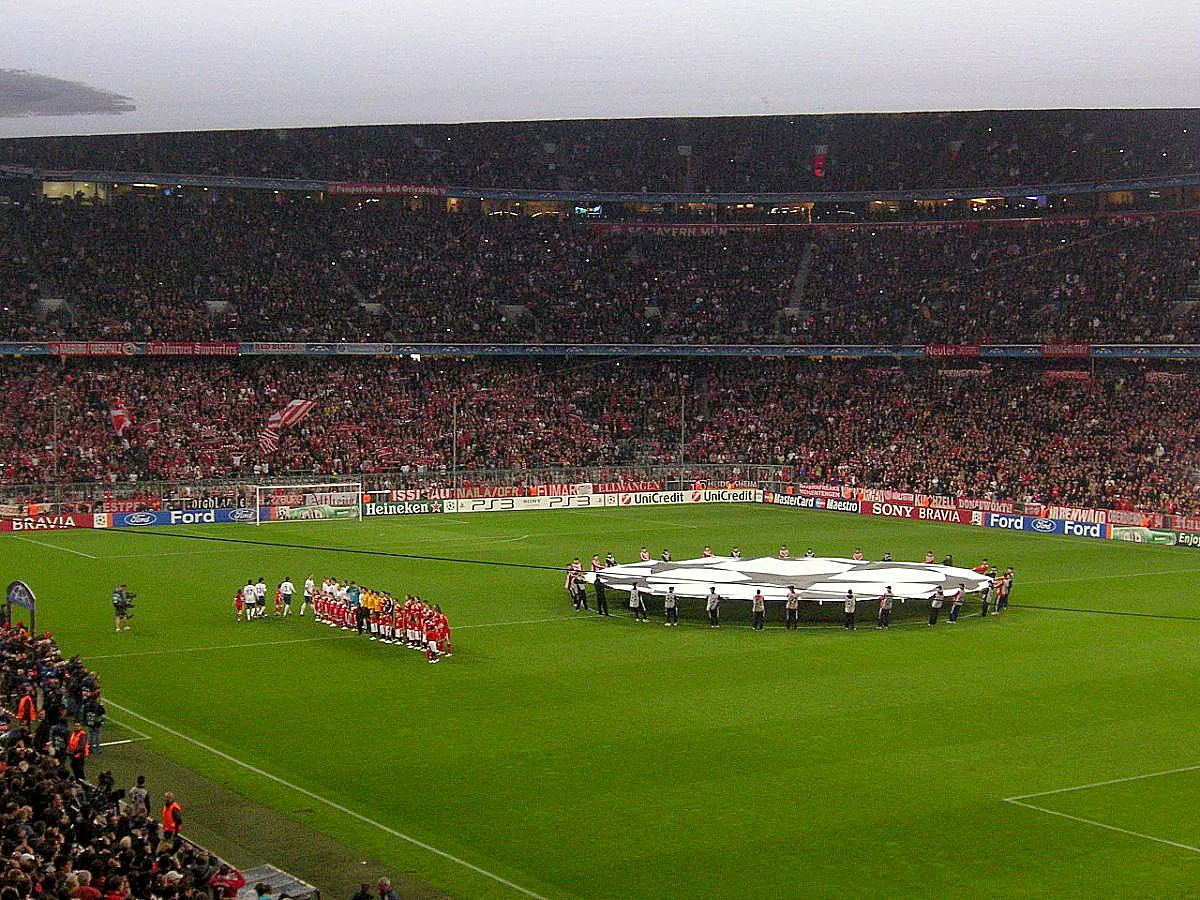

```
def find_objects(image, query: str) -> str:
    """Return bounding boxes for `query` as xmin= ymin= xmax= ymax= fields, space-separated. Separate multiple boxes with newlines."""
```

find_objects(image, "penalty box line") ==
xmin=1004 ymin=763 xmax=1200 ymax=856
xmin=102 ymin=699 xmax=551 ymax=900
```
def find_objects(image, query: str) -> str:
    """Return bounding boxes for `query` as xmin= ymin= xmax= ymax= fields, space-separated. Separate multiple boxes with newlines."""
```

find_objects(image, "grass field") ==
xmin=5 ymin=503 xmax=1200 ymax=899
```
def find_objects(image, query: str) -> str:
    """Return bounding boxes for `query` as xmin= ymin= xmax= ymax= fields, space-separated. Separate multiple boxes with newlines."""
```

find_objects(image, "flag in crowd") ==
xmin=109 ymin=400 xmax=132 ymax=436
xmin=258 ymin=398 xmax=316 ymax=453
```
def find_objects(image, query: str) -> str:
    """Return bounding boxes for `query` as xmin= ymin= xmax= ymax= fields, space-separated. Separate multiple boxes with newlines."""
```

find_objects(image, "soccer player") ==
xmin=843 ymin=590 xmax=857 ymax=630
xmin=701 ymin=546 xmax=714 ymax=558
xmin=779 ymin=544 xmax=790 ymax=559
xmin=785 ymin=585 xmax=799 ymax=630
xmin=301 ymin=574 xmax=314 ymax=616
xmin=751 ymin=590 xmax=766 ymax=630
xmin=639 ymin=547 xmax=651 ymax=562
xmin=664 ymin=586 xmax=678 ymax=626
xmin=705 ymin=587 xmax=721 ymax=627
xmin=254 ymin=577 xmax=267 ymax=618
xmin=876 ymin=587 xmax=894 ymax=629
xmin=234 ymin=587 xmax=245 ymax=623
xmin=241 ymin=580 xmax=256 ymax=622
xmin=273 ymin=586 xmax=284 ymax=617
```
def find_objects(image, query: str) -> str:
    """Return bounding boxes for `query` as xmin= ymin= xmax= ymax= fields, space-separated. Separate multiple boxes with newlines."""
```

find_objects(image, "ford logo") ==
xmin=229 ymin=508 xmax=256 ymax=521
xmin=124 ymin=512 xmax=158 ymax=526
xmin=1031 ymin=518 xmax=1055 ymax=532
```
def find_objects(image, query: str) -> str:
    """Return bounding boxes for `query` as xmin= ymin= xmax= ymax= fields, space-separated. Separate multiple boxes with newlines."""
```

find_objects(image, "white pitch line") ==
xmin=103 ymin=700 xmax=549 ymax=900
xmin=1005 ymin=763 xmax=1200 ymax=801
xmin=99 ymin=738 xmax=150 ymax=747
xmin=88 ymin=634 xmax=348 ymax=660
xmin=456 ymin=615 xmax=583 ymax=630
xmin=13 ymin=535 xmax=98 ymax=559
xmin=105 ymin=715 xmax=152 ymax=741
xmin=1024 ymin=567 xmax=1200 ymax=587
xmin=1005 ymin=799 xmax=1200 ymax=855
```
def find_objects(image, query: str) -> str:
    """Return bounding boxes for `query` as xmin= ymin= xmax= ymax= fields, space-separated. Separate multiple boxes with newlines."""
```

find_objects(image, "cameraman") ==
xmin=112 ymin=584 xmax=134 ymax=632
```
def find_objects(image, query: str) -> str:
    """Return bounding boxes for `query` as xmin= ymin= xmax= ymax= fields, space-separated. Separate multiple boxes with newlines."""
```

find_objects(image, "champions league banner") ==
xmin=588 ymin=556 xmax=991 ymax=604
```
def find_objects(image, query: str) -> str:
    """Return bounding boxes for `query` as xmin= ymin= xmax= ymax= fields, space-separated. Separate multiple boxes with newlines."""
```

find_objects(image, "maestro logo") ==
xmin=229 ymin=508 xmax=256 ymax=522
xmin=1031 ymin=518 xmax=1056 ymax=532
xmin=124 ymin=512 xmax=158 ymax=526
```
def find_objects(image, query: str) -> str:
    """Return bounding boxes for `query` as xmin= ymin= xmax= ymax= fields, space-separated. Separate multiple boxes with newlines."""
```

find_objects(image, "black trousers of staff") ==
xmin=929 ymin=604 xmax=941 ymax=625
xmin=666 ymin=606 xmax=678 ymax=624
xmin=708 ymin=608 xmax=719 ymax=627
xmin=595 ymin=584 xmax=609 ymax=616
xmin=844 ymin=611 xmax=856 ymax=629
xmin=785 ymin=608 xmax=798 ymax=630
xmin=752 ymin=610 xmax=764 ymax=630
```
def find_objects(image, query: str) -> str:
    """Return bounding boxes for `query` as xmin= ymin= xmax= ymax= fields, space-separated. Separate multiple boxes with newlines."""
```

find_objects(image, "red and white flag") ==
xmin=258 ymin=399 xmax=315 ymax=453
xmin=110 ymin=400 xmax=132 ymax=436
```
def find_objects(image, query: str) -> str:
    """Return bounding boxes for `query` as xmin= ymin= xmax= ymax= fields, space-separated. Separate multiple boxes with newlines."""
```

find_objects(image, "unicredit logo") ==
xmin=125 ymin=512 xmax=157 ymax=526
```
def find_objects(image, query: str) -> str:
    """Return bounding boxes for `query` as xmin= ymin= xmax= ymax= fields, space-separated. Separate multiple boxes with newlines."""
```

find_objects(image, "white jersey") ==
xmin=241 ymin=585 xmax=255 ymax=603
xmin=254 ymin=582 xmax=267 ymax=600
xmin=304 ymin=578 xmax=315 ymax=598
xmin=280 ymin=580 xmax=295 ymax=598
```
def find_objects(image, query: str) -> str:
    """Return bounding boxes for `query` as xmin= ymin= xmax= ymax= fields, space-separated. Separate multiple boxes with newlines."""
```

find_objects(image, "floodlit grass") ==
xmin=5 ymin=504 xmax=1200 ymax=898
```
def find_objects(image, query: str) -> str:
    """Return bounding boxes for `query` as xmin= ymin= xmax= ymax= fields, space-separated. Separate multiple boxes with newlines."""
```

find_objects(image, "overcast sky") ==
xmin=5 ymin=0 xmax=1199 ymax=138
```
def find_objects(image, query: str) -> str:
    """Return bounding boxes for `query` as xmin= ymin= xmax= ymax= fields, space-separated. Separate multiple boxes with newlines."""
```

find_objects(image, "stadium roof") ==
xmin=5 ymin=0 xmax=1200 ymax=139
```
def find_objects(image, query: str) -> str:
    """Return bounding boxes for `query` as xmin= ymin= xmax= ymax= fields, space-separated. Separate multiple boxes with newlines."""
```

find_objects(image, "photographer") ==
xmin=112 ymin=584 xmax=135 ymax=632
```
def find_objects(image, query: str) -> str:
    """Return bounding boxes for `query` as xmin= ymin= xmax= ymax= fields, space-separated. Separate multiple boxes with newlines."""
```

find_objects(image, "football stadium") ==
xmin=5 ymin=7 xmax=1200 ymax=898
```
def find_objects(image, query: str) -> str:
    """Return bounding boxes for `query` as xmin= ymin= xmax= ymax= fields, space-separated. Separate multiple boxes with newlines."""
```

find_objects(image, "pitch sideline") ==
xmin=103 ymin=699 xmax=551 ymax=899
xmin=1004 ymin=763 xmax=1200 ymax=855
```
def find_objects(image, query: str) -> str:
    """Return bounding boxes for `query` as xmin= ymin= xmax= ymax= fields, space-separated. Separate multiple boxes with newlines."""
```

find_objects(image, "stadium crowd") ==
xmin=0 ymin=622 xmax=249 ymax=899
xmin=3 ymin=109 xmax=1199 ymax=192
xmin=2 ymin=358 xmax=1198 ymax=516
xmin=2 ymin=199 xmax=1199 ymax=345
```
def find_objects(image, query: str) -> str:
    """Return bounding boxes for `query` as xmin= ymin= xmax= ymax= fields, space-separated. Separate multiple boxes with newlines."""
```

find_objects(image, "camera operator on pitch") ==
xmin=112 ymin=583 xmax=135 ymax=632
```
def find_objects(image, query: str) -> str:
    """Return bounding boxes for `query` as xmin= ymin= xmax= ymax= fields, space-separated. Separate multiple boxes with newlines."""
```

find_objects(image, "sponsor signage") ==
xmin=1175 ymin=531 xmax=1200 ymax=549
xmin=0 ymin=514 xmax=94 ymax=532
xmin=860 ymin=501 xmax=971 ymax=524
xmin=49 ymin=341 xmax=138 ymax=357
xmin=111 ymin=507 xmax=264 ymax=527
xmin=363 ymin=500 xmax=443 ymax=517
xmin=1111 ymin=526 xmax=1178 ymax=545
xmin=983 ymin=514 xmax=1108 ymax=539
xmin=762 ymin=491 xmax=857 ymax=513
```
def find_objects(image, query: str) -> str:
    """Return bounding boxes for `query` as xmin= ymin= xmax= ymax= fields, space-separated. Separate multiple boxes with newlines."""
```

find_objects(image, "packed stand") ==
xmin=1 ymin=357 xmax=1199 ymax=515
xmin=0 ymin=622 xmax=243 ymax=899
xmin=4 ymin=198 xmax=1200 ymax=345
xmin=3 ymin=109 xmax=1199 ymax=193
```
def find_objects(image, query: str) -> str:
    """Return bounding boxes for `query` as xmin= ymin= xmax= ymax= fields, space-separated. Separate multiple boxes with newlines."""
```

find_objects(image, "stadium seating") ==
xmin=2 ymin=201 xmax=1199 ymax=344
xmin=2 ymin=109 xmax=1198 ymax=192
xmin=2 ymin=359 xmax=1197 ymax=516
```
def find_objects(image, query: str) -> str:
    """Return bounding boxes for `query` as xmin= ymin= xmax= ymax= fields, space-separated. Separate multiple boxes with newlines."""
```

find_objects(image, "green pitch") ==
xmin=5 ymin=504 xmax=1200 ymax=899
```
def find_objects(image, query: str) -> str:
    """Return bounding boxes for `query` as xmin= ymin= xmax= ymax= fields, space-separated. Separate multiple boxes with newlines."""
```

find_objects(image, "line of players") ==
xmin=564 ymin=547 xmax=1016 ymax=629
xmin=311 ymin=580 xmax=452 ymax=664
xmin=234 ymin=575 xmax=452 ymax=663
